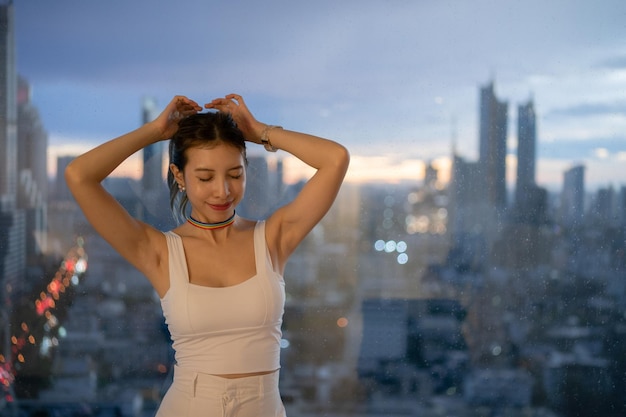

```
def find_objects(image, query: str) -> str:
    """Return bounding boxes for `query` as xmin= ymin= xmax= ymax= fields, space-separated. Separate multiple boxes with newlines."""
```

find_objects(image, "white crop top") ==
xmin=160 ymin=221 xmax=285 ymax=374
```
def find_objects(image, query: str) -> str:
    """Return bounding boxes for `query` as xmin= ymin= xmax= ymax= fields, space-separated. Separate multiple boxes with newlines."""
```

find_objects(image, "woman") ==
xmin=65 ymin=94 xmax=350 ymax=416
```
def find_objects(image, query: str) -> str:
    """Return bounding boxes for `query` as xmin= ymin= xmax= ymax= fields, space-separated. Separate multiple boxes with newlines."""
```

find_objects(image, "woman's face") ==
xmin=175 ymin=143 xmax=246 ymax=222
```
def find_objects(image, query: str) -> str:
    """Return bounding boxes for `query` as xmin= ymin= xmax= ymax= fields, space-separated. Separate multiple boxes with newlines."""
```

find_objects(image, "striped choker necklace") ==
xmin=186 ymin=212 xmax=236 ymax=230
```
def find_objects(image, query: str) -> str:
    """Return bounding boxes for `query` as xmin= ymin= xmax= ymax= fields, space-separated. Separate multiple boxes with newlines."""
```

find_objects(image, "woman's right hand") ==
xmin=152 ymin=95 xmax=202 ymax=140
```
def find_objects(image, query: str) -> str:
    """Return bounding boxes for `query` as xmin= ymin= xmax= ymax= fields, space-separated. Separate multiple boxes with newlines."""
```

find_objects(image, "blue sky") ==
xmin=14 ymin=0 xmax=626 ymax=189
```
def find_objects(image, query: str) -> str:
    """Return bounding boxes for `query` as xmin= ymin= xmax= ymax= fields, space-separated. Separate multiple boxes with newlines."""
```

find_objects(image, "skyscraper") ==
xmin=141 ymin=97 xmax=161 ymax=195
xmin=449 ymin=154 xmax=483 ymax=235
xmin=140 ymin=97 xmax=174 ymax=229
xmin=561 ymin=165 xmax=585 ymax=227
xmin=1 ymin=2 xmax=24 ymax=408
xmin=0 ymin=1 xmax=16 ymax=198
xmin=515 ymin=99 xmax=536 ymax=200
xmin=0 ymin=0 xmax=24 ymax=296
xmin=478 ymin=81 xmax=508 ymax=209
xmin=512 ymin=98 xmax=547 ymax=225
xmin=17 ymin=76 xmax=48 ymax=256
xmin=447 ymin=81 xmax=509 ymax=266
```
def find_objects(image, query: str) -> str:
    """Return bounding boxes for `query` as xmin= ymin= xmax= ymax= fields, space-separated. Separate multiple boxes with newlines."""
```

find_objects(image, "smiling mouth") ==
xmin=209 ymin=202 xmax=232 ymax=211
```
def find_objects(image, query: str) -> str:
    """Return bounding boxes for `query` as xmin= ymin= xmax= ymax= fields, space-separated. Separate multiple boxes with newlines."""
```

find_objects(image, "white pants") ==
xmin=155 ymin=366 xmax=286 ymax=417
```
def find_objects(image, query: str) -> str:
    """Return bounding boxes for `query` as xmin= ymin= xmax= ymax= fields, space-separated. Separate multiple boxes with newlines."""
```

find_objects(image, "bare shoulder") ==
xmin=237 ymin=217 xmax=258 ymax=232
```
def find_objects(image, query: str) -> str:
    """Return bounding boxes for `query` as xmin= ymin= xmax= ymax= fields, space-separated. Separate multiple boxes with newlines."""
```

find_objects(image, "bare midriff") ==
xmin=212 ymin=369 xmax=278 ymax=379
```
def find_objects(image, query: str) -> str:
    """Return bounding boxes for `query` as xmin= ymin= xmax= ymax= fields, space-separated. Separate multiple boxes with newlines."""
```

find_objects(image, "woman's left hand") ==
xmin=205 ymin=94 xmax=265 ymax=144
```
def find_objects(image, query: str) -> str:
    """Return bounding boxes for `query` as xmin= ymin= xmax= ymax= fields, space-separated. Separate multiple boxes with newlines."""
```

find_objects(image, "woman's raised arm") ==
xmin=65 ymin=96 xmax=201 ymax=289
xmin=206 ymin=94 xmax=350 ymax=271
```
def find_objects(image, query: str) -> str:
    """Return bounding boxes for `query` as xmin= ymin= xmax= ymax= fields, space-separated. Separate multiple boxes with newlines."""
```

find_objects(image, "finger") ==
xmin=180 ymin=97 xmax=201 ymax=110
xmin=205 ymin=98 xmax=236 ymax=113
xmin=226 ymin=93 xmax=242 ymax=104
xmin=228 ymin=95 xmax=246 ymax=109
xmin=203 ymin=102 xmax=223 ymax=110
xmin=227 ymin=94 xmax=249 ymax=111
xmin=186 ymin=100 xmax=202 ymax=111
xmin=184 ymin=102 xmax=202 ymax=112
xmin=205 ymin=98 xmax=225 ymax=107
xmin=173 ymin=96 xmax=200 ymax=112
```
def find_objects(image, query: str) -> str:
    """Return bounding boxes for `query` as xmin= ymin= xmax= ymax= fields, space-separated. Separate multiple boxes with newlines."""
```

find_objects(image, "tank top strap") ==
xmin=163 ymin=231 xmax=189 ymax=285
xmin=253 ymin=221 xmax=272 ymax=273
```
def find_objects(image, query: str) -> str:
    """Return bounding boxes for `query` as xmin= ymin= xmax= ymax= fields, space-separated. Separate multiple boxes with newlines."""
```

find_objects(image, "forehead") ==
xmin=184 ymin=143 xmax=245 ymax=168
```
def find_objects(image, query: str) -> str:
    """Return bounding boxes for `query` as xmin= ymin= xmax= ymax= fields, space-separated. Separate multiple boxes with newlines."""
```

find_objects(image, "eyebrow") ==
xmin=193 ymin=165 xmax=244 ymax=173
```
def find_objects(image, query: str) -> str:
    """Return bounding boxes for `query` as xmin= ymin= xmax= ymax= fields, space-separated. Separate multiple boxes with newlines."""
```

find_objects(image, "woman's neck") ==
xmin=186 ymin=211 xmax=236 ymax=231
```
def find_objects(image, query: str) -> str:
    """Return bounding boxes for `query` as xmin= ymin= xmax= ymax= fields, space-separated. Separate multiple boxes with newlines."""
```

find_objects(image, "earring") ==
xmin=178 ymin=184 xmax=186 ymax=193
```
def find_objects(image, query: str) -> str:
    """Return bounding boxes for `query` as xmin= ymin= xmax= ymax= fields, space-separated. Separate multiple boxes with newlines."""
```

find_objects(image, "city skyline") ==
xmin=4 ymin=3 xmax=626 ymax=413
xmin=13 ymin=0 xmax=626 ymax=191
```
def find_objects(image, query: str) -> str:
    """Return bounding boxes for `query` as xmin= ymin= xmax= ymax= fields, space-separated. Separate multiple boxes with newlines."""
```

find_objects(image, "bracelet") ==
xmin=260 ymin=125 xmax=282 ymax=152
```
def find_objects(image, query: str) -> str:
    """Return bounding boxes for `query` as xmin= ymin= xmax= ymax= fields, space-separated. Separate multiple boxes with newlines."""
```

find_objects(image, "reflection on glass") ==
xmin=2 ymin=1 xmax=626 ymax=417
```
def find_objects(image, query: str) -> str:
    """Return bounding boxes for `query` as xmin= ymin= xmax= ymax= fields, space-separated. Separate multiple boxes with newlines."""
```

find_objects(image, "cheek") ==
xmin=230 ymin=180 xmax=245 ymax=198
xmin=187 ymin=182 xmax=210 ymax=198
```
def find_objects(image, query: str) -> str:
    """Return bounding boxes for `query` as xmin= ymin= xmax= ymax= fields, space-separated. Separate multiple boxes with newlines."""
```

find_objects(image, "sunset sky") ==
xmin=14 ymin=0 xmax=626 ymax=190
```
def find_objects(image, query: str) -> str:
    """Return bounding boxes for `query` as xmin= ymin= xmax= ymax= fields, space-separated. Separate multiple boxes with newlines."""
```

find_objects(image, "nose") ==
xmin=214 ymin=178 xmax=231 ymax=198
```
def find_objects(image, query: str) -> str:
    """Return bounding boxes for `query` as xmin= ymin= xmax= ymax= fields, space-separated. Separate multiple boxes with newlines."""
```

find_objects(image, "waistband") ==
xmin=172 ymin=365 xmax=280 ymax=398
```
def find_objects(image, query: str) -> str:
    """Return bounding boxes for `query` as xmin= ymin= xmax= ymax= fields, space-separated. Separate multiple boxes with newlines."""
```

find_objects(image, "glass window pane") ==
xmin=1 ymin=2 xmax=625 ymax=416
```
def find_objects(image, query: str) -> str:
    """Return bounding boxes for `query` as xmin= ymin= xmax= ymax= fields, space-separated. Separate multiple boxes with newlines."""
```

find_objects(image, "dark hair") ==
xmin=167 ymin=112 xmax=247 ymax=221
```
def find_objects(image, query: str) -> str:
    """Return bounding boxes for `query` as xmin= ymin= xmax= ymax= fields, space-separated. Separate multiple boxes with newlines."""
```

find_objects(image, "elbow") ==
xmin=63 ymin=158 xmax=83 ymax=191
xmin=334 ymin=144 xmax=350 ymax=174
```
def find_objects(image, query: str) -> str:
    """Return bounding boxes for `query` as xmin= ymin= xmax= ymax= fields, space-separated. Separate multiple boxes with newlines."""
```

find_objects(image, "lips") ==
xmin=208 ymin=202 xmax=233 ymax=211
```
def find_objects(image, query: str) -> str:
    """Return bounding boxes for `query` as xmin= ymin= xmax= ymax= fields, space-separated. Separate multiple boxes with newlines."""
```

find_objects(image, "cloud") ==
xmin=546 ymin=101 xmax=626 ymax=118
xmin=14 ymin=0 xmax=626 ymax=190
xmin=600 ymin=55 xmax=626 ymax=70
xmin=538 ymin=137 xmax=626 ymax=160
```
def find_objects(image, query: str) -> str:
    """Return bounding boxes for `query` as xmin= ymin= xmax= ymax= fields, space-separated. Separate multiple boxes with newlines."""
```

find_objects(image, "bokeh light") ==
xmin=397 ymin=253 xmax=409 ymax=265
